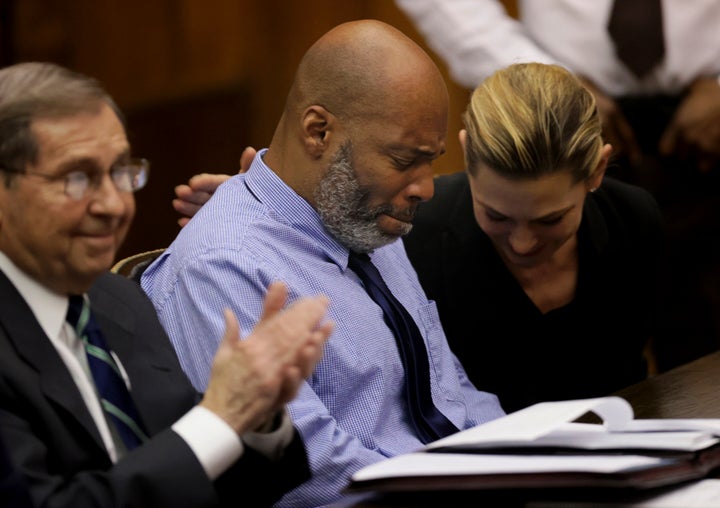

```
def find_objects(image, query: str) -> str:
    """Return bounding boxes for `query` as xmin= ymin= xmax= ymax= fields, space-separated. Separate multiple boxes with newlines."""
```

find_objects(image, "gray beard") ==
xmin=314 ymin=142 xmax=411 ymax=253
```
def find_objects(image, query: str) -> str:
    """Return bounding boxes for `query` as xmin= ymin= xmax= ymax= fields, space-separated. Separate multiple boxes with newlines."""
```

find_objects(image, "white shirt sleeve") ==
xmin=172 ymin=406 xmax=295 ymax=480
xmin=172 ymin=406 xmax=244 ymax=480
xmin=242 ymin=409 xmax=295 ymax=460
xmin=396 ymin=0 xmax=720 ymax=95
xmin=395 ymin=0 xmax=557 ymax=89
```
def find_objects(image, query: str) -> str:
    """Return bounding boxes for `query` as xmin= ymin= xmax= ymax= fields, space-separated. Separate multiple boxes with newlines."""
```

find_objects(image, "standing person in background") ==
xmin=173 ymin=63 xmax=664 ymax=414
xmin=0 ymin=61 xmax=332 ymax=508
xmin=142 ymin=20 xmax=505 ymax=508
xmin=395 ymin=0 xmax=720 ymax=370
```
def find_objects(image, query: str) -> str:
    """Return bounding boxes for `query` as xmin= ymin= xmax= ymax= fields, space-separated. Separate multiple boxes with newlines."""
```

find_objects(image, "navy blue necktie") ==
xmin=67 ymin=295 xmax=148 ymax=451
xmin=347 ymin=252 xmax=459 ymax=444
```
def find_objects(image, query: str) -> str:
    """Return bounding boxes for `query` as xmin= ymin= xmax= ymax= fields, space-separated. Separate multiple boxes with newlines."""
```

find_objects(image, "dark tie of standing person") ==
xmin=347 ymin=252 xmax=459 ymax=444
xmin=607 ymin=0 xmax=665 ymax=78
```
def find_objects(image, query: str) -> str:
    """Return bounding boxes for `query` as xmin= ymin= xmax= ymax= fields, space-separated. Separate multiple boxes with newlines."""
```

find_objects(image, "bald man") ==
xmin=141 ymin=20 xmax=504 ymax=506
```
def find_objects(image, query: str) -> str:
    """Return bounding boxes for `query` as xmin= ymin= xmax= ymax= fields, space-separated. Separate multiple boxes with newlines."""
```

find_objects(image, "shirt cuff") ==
xmin=242 ymin=408 xmax=294 ymax=461
xmin=172 ymin=405 xmax=244 ymax=481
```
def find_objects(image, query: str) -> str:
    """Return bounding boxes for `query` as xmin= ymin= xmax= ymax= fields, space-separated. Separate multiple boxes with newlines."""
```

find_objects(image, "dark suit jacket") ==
xmin=403 ymin=173 xmax=663 ymax=412
xmin=0 ymin=428 xmax=33 ymax=508
xmin=0 ymin=271 xmax=309 ymax=508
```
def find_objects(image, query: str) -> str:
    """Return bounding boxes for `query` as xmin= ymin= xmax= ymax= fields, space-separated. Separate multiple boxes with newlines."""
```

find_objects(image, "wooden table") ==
xmin=615 ymin=350 xmax=720 ymax=419
xmin=331 ymin=350 xmax=720 ymax=507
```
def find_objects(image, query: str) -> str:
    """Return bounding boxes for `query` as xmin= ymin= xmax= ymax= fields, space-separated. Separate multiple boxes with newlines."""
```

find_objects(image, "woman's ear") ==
xmin=459 ymin=129 xmax=471 ymax=171
xmin=302 ymin=105 xmax=333 ymax=159
xmin=588 ymin=143 xmax=612 ymax=192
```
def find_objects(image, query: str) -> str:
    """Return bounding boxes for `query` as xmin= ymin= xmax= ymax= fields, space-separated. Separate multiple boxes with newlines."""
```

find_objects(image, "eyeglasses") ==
xmin=1 ymin=158 xmax=150 ymax=201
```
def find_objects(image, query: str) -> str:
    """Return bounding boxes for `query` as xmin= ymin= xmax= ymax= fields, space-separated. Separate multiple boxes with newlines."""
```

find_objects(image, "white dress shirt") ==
xmin=396 ymin=0 xmax=720 ymax=95
xmin=0 ymin=252 xmax=293 ymax=479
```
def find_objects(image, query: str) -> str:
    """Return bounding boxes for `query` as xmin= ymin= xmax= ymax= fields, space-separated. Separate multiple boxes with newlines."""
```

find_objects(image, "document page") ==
xmin=425 ymin=398 xmax=720 ymax=453
xmin=426 ymin=397 xmax=635 ymax=450
xmin=351 ymin=452 xmax=670 ymax=482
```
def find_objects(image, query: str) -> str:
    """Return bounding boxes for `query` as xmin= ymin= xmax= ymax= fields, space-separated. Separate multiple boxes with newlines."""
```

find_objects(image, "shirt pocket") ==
xmin=416 ymin=301 xmax=463 ymax=404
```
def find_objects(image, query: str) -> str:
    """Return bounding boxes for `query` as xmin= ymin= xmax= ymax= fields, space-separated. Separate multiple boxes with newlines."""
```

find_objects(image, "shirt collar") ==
xmin=246 ymin=148 xmax=350 ymax=268
xmin=0 ymin=251 xmax=69 ymax=342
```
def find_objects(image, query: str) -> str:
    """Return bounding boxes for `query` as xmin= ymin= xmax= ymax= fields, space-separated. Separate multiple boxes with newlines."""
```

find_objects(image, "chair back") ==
xmin=111 ymin=248 xmax=166 ymax=283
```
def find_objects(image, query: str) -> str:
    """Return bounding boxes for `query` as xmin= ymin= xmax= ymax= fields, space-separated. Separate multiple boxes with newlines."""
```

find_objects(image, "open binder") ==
xmin=346 ymin=397 xmax=720 ymax=494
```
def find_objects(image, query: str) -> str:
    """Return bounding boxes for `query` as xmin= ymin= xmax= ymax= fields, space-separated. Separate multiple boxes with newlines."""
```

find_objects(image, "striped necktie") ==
xmin=348 ymin=252 xmax=459 ymax=444
xmin=66 ymin=295 xmax=149 ymax=450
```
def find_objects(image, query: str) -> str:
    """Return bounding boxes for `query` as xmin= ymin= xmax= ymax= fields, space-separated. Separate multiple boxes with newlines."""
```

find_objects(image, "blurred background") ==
xmin=0 ymin=0 xmax=516 ymax=259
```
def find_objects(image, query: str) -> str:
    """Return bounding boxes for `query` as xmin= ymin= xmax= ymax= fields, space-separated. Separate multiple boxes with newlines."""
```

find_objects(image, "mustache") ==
xmin=360 ymin=203 xmax=417 ymax=223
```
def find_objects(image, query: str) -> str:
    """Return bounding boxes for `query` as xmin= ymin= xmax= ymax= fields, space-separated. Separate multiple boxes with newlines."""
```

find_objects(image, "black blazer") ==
xmin=0 ymin=428 xmax=33 ymax=508
xmin=0 ymin=271 xmax=309 ymax=508
xmin=403 ymin=172 xmax=663 ymax=412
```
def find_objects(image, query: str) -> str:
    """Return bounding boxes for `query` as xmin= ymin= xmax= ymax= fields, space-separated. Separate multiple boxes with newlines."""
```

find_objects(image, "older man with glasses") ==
xmin=0 ymin=61 xmax=332 ymax=508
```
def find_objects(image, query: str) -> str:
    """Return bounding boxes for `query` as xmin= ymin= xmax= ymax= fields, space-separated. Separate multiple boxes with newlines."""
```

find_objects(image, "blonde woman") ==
xmin=405 ymin=63 xmax=663 ymax=412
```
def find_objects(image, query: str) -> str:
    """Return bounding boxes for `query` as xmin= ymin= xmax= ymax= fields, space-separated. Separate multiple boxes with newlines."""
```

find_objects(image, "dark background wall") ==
xmin=0 ymin=0 xmax=517 ymax=260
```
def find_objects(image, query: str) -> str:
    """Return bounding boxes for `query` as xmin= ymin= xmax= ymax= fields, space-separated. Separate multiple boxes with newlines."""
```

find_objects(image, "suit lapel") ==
xmin=0 ymin=272 xmax=107 ymax=453
xmin=89 ymin=287 xmax=139 ymax=372
xmin=86 ymin=275 xmax=202 ymax=435
xmin=87 ymin=277 xmax=166 ymax=433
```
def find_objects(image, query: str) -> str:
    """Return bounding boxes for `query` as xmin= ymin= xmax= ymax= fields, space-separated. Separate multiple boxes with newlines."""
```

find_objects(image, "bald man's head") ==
xmin=287 ymin=19 xmax=448 ymax=125
xmin=266 ymin=20 xmax=447 ymax=251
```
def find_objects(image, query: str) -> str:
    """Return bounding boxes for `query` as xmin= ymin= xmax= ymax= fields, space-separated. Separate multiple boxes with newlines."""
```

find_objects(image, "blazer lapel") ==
xmin=0 ymin=272 xmax=107 ymax=453
xmin=89 ymin=290 xmax=139 ymax=372
xmin=87 ymin=278 xmax=166 ymax=433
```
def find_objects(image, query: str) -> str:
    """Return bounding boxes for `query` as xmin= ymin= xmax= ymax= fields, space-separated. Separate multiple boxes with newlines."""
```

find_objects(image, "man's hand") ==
xmin=578 ymin=76 xmax=641 ymax=166
xmin=200 ymin=281 xmax=333 ymax=434
xmin=173 ymin=146 xmax=258 ymax=227
xmin=659 ymin=77 xmax=720 ymax=173
xmin=173 ymin=173 xmax=231 ymax=227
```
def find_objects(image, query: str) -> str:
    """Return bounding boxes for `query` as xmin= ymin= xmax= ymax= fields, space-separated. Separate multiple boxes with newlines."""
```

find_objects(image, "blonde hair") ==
xmin=463 ymin=63 xmax=602 ymax=183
